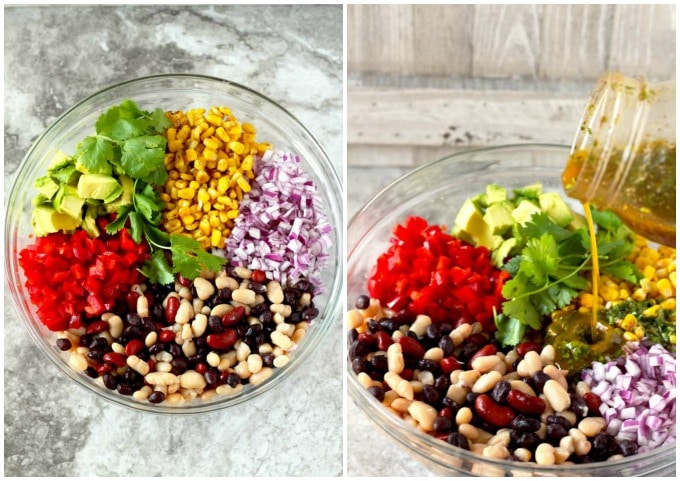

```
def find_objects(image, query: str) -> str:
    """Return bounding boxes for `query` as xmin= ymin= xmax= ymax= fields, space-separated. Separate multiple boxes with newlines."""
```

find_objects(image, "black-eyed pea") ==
xmin=471 ymin=355 xmax=501 ymax=373
xmin=543 ymin=379 xmax=571 ymax=411
xmin=359 ymin=298 xmax=382 ymax=319
xmin=384 ymin=371 xmax=414 ymax=400
xmin=270 ymin=331 xmax=293 ymax=350
xmin=273 ymin=312 xmax=286 ymax=325
xmin=192 ymin=314 xmax=208 ymax=338
xmin=517 ymin=351 xmax=543 ymax=377
xmin=69 ymin=352 xmax=88 ymax=371
xmin=535 ymin=443 xmax=556 ymax=465
xmin=472 ymin=370 xmax=503 ymax=393
xmin=193 ymin=277 xmax=215 ymax=300
xmin=68 ymin=326 xmax=86 ymax=336
xmin=136 ymin=295 xmax=149 ymax=318
xmin=387 ymin=342 xmax=405 ymax=374
xmin=449 ymin=369 xmax=462 ymax=384
xmin=233 ymin=266 xmax=252 ymax=279
xmin=482 ymin=443 xmax=509 ymax=460
xmin=470 ymin=444 xmax=486 ymax=455
xmin=164 ymin=393 xmax=184 ymax=405
xmin=156 ymin=350 xmax=173 ymax=362
xmin=536 ymin=422 xmax=547 ymax=440
xmin=608 ymin=454 xmax=625 ymax=461
xmin=222 ymin=351 xmax=237 ymax=368
xmin=458 ymin=423 xmax=479 ymax=441
xmin=153 ymin=384 xmax=168 ymax=395
xmin=258 ymin=343 xmax=273 ymax=355
xmin=455 ymin=406 xmax=473 ymax=425
xmin=179 ymin=370 xmax=206 ymax=389
xmin=493 ymin=361 xmax=507 ymax=375
xmin=177 ymin=286 xmax=192 ymax=300
xmin=391 ymin=330 xmax=404 ymax=341
xmin=471 ymin=322 xmax=483 ymax=334
xmin=291 ymin=327 xmax=306 ymax=343
xmin=383 ymin=389 xmax=399 ymax=406
xmin=192 ymin=298 xmax=204 ymax=315
xmin=232 ymin=288 xmax=256 ymax=305
xmin=127 ymin=355 xmax=150 ymax=376
xmin=503 ymin=371 xmax=519 ymax=382
xmin=216 ymin=383 xmax=239 ymax=396
xmin=514 ymin=448 xmax=532 ymax=462
xmin=249 ymin=367 xmax=273 ymax=385
xmin=235 ymin=341 xmax=251 ymax=362
xmin=476 ymin=430 xmax=493 ymax=444
xmin=423 ymin=347 xmax=444 ymax=362
xmin=107 ymin=315 xmax=124 ymax=338
xmin=299 ymin=292 xmax=311 ymax=307
xmin=273 ymin=354 xmax=289 ymax=368
xmin=409 ymin=314 xmax=432 ymax=337
xmin=266 ymin=280 xmax=284 ymax=304
xmin=133 ymin=385 xmax=152 ymax=401
xmin=272 ymin=346 xmax=285 ymax=357
xmin=504 ymin=350 xmax=519 ymax=370
xmin=578 ymin=417 xmax=607 ymax=437
xmin=447 ymin=385 xmax=467 ymax=405
xmin=416 ymin=370 xmax=434 ymax=385
xmin=408 ymin=400 xmax=437 ymax=431
xmin=182 ymin=339 xmax=196 ymax=357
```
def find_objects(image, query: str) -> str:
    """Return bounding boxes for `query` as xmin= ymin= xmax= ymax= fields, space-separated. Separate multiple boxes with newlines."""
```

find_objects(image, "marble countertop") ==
xmin=4 ymin=5 xmax=342 ymax=477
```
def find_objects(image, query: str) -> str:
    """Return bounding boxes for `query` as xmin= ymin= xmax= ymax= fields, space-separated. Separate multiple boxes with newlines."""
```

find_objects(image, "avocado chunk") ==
xmin=539 ymin=192 xmax=574 ymax=227
xmin=486 ymin=183 xmax=507 ymax=204
xmin=454 ymin=198 xmax=496 ymax=249
xmin=46 ymin=150 xmax=73 ymax=173
xmin=492 ymin=238 xmax=517 ymax=268
xmin=77 ymin=173 xmax=123 ymax=202
xmin=513 ymin=183 xmax=543 ymax=202
xmin=483 ymin=202 xmax=515 ymax=235
xmin=511 ymin=199 xmax=542 ymax=225
xmin=33 ymin=176 xmax=60 ymax=200
xmin=32 ymin=205 xmax=81 ymax=236
xmin=53 ymin=185 xmax=86 ymax=220
xmin=568 ymin=212 xmax=588 ymax=231
xmin=81 ymin=204 xmax=100 ymax=237
xmin=104 ymin=175 xmax=134 ymax=213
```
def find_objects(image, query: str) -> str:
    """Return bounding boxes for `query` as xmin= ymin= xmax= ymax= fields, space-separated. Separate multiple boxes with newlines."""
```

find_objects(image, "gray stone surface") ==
xmin=4 ymin=5 xmax=342 ymax=477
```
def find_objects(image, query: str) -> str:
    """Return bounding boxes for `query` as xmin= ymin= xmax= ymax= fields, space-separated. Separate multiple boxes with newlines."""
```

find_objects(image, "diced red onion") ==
xmin=225 ymin=149 xmax=332 ymax=291
xmin=581 ymin=342 xmax=676 ymax=453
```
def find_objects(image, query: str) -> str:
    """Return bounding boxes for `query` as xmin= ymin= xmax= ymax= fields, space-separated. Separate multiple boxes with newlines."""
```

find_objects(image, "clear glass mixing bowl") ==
xmin=6 ymin=74 xmax=343 ymax=414
xmin=347 ymin=144 xmax=676 ymax=476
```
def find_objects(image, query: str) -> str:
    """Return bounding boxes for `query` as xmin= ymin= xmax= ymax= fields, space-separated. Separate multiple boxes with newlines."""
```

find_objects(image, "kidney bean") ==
xmin=400 ymin=368 xmax=414 ymax=381
xmin=583 ymin=392 xmax=603 ymax=415
xmin=222 ymin=306 xmax=246 ymax=326
xmin=371 ymin=354 xmax=388 ymax=374
xmin=468 ymin=344 xmax=497 ymax=364
xmin=516 ymin=341 xmax=542 ymax=357
xmin=474 ymin=394 xmax=516 ymax=427
xmin=158 ymin=329 xmax=175 ymax=343
xmin=102 ymin=352 xmax=126 ymax=368
xmin=86 ymin=320 xmax=109 ymax=335
xmin=206 ymin=329 xmax=238 ymax=350
xmin=357 ymin=332 xmax=374 ymax=346
xmin=438 ymin=407 xmax=453 ymax=420
xmin=440 ymin=356 xmax=461 ymax=374
xmin=195 ymin=362 xmax=208 ymax=374
xmin=95 ymin=363 xmax=112 ymax=376
xmin=124 ymin=338 xmax=144 ymax=357
xmin=398 ymin=336 xmax=426 ymax=359
xmin=165 ymin=296 xmax=180 ymax=323
xmin=375 ymin=331 xmax=392 ymax=351
xmin=507 ymin=389 xmax=546 ymax=415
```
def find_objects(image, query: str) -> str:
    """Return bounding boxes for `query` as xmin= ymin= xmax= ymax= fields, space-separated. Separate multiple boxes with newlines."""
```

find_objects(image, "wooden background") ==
xmin=347 ymin=4 xmax=676 ymax=167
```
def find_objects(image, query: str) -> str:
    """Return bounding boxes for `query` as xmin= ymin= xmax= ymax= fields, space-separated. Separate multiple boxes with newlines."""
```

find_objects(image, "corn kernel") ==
xmin=633 ymin=326 xmax=645 ymax=339
xmin=184 ymin=222 xmax=198 ymax=231
xmin=204 ymin=137 xmax=221 ymax=150
xmin=165 ymin=219 xmax=181 ymax=231
xmin=618 ymin=289 xmax=630 ymax=299
xmin=620 ymin=314 xmax=637 ymax=331
xmin=623 ymin=332 xmax=638 ymax=342
xmin=656 ymin=278 xmax=674 ymax=298
xmin=579 ymin=293 xmax=594 ymax=308
xmin=206 ymin=113 xmax=223 ymax=126
xmin=217 ymin=158 xmax=228 ymax=172
xmin=211 ymin=230 xmax=222 ymax=247
xmin=217 ymin=176 xmax=230 ymax=194
xmin=228 ymin=141 xmax=245 ymax=155
xmin=177 ymin=125 xmax=191 ymax=141
xmin=227 ymin=209 xmax=239 ymax=219
xmin=241 ymin=155 xmax=253 ymax=172
xmin=660 ymin=298 xmax=676 ymax=310
xmin=177 ymin=188 xmax=196 ymax=200
xmin=181 ymin=215 xmax=195 ymax=225
xmin=670 ymin=334 xmax=676 ymax=345
xmin=643 ymin=265 xmax=656 ymax=280
xmin=186 ymin=149 xmax=198 ymax=162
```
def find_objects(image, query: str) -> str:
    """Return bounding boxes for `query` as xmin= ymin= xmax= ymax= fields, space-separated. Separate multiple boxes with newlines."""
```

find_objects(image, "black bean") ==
xmin=447 ymin=432 xmax=470 ymax=450
xmin=422 ymin=384 xmax=441 ymax=407
xmin=295 ymin=279 xmax=315 ymax=294
xmin=116 ymin=383 xmax=133 ymax=396
xmin=441 ymin=396 xmax=459 ymax=410
xmin=570 ymin=394 xmax=588 ymax=418
xmin=84 ymin=366 xmax=98 ymax=378
xmin=545 ymin=423 xmax=568 ymax=441
xmin=302 ymin=306 xmax=319 ymax=322
xmin=460 ymin=343 xmax=481 ymax=361
xmin=351 ymin=357 xmax=368 ymax=374
xmin=378 ymin=318 xmax=399 ymax=334
xmin=513 ymin=432 xmax=540 ymax=451
xmin=590 ymin=432 xmax=619 ymax=461
xmin=204 ymin=369 xmax=220 ymax=387
xmin=417 ymin=359 xmax=438 ymax=373
xmin=439 ymin=323 xmax=453 ymax=336
xmin=370 ymin=355 xmax=388 ymax=374
xmin=87 ymin=349 xmax=104 ymax=361
xmin=102 ymin=373 xmax=117 ymax=390
xmin=259 ymin=310 xmax=274 ymax=326
xmin=247 ymin=281 xmax=266 ymax=294
xmin=148 ymin=391 xmax=165 ymax=404
xmin=215 ymin=288 xmax=232 ymax=304
xmin=348 ymin=339 xmax=371 ymax=360
xmin=127 ymin=313 xmax=142 ymax=326
xmin=171 ymin=357 xmax=189 ymax=375
xmin=261 ymin=353 xmax=275 ymax=368
xmin=148 ymin=343 xmax=163 ymax=355
xmin=490 ymin=380 xmax=511 ymax=404
xmin=355 ymin=295 xmax=370 ymax=310
xmin=425 ymin=324 xmax=440 ymax=342
xmin=530 ymin=371 xmax=552 ymax=392
xmin=510 ymin=414 xmax=541 ymax=433
xmin=465 ymin=392 xmax=480 ymax=404
xmin=226 ymin=373 xmax=240 ymax=388
xmin=56 ymin=338 xmax=72 ymax=351
xmin=168 ymin=344 xmax=182 ymax=358
xmin=367 ymin=385 xmax=384 ymax=402
xmin=438 ymin=335 xmax=454 ymax=357
xmin=433 ymin=416 xmax=453 ymax=434
xmin=619 ymin=440 xmax=638 ymax=457
xmin=208 ymin=315 xmax=224 ymax=333
xmin=546 ymin=414 xmax=572 ymax=430
xmin=283 ymin=287 xmax=301 ymax=306
xmin=366 ymin=319 xmax=381 ymax=333
xmin=152 ymin=303 xmax=164 ymax=322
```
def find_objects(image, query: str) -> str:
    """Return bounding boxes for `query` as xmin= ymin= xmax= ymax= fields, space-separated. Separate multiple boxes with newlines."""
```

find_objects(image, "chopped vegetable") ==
xmin=225 ymin=149 xmax=332 ymax=290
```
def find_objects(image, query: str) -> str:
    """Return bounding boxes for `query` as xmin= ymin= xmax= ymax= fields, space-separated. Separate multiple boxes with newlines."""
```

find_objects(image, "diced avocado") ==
xmin=104 ymin=175 xmax=134 ymax=213
xmin=511 ymin=199 xmax=542 ymax=225
xmin=567 ymin=212 xmax=588 ymax=231
xmin=513 ymin=183 xmax=543 ymax=201
xmin=32 ymin=193 xmax=52 ymax=206
xmin=451 ymin=225 xmax=475 ymax=245
xmin=46 ymin=150 xmax=73 ymax=173
xmin=470 ymin=192 xmax=488 ymax=209
xmin=81 ymin=205 xmax=100 ymax=238
xmin=539 ymin=192 xmax=574 ymax=227
xmin=31 ymin=204 xmax=81 ymax=236
xmin=486 ymin=183 xmax=507 ymax=204
xmin=483 ymin=202 xmax=515 ymax=235
xmin=77 ymin=173 xmax=123 ymax=201
xmin=50 ymin=164 xmax=81 ymax=185
xmin=492 ymin=238 xmax=517 ymax=268
xmin=33 ymin=176 xmax=60 ymax=200
xmin=53 ymin=185 xmax=86 ymax=219
xmin=454 ymin=198 xmax=495 ymax=249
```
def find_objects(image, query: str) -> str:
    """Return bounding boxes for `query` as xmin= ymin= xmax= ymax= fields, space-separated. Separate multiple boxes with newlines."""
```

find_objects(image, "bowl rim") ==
xmin=346 ymin=143 xmax=676 ymax=474
xmin=6 ymin=73 xmax=343 ymax=414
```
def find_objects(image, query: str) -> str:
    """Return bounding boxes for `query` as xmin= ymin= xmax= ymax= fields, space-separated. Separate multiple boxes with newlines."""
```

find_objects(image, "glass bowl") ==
xmin=5 ymin=74 xmax=343 ymax=414
xmin=347 ymin=144 xmax=676 ymax=476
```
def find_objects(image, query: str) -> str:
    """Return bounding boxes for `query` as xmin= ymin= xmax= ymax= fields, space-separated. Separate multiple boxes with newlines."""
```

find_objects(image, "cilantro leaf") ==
xmin=140 ymin=250 xmax=175 ymax=286
xmin=170 ymin=235 xmax=225 ymax=279
xmin=128 ymin=211 xmax=144 ymax=244
xmin=120 ymin=135 xmax=168 ymax=185
xmin=134 ymin=191 xmax=162 ymax=224
xmin=494 ymin=313 xmax=528 ymax=347
xmin=96 ymin=99 xmax=145 ymax=136
xmin=75 ymin=136 xmax=114 ymax=175
xmin=147 ymin=107 xmax=172 ymax=133
xmin=105 ymin=205 xmax=132 ymax=235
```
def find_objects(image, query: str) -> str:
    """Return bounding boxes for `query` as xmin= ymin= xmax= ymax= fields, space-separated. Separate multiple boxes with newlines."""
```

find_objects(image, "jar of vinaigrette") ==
xmin=562 ymin=72 xmax=676 ymax=247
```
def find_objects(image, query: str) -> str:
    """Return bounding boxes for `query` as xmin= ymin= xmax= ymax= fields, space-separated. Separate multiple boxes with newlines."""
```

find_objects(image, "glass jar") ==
xmin=562 ymin=72 xmax=676 ymax=247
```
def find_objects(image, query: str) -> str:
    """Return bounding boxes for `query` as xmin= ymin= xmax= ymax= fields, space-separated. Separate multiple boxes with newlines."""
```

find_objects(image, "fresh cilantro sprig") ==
xmin=495 ymin=210 xmax=640 ymax=346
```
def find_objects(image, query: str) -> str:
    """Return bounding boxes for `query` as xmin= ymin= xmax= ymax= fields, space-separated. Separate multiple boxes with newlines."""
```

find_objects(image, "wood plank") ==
xmin=348 ymin=87 xmax=583 ymax=148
